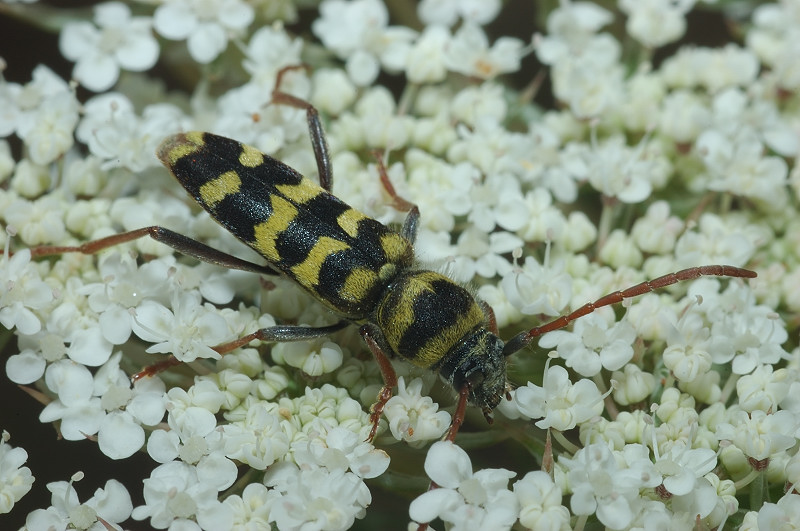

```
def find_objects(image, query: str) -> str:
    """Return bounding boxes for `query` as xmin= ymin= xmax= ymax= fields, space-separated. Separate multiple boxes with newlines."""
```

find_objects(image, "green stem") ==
xmin=733 ymin=468 xmax=760 ymax=492
xmin=747 ymin=469 xmax=766 ymax=509
xmin=596 ymin=195 xmax=617 ymax=256
xmin=719 ymin=371 xmax=740 ymax=405
xmin=552 ymin=429 xmax=579 ymax=455
xmin=573 ymin=513 xmax=588 ymax=531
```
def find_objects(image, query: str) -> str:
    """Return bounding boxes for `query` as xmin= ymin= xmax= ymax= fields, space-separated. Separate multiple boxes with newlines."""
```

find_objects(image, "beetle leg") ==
xmin=359 ymin=322 xmax=398 ymax=442
xmin=133 ymin=320 xmax=351 ymax=382
xmin=272 ymin=65 xmax=334 ymax=193
xmin=16 ymin=225 xmax=277 ymax=276
xmin=372 ymin=150 xmax=420 ymax=243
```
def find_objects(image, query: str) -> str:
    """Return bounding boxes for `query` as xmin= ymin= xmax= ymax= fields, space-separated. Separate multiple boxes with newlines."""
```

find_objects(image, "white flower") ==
xmin=223 ymin=483 xmax=276 ymax=529
xmin=405 ymin=25 xmax=450 ymax=84
xmin=418 ymin=0 xmax=501 ymax=26
xmin=347 ymin=86 xmax=414 ymax=150
xmin=716 ymin=409 xmax=797 ymax=462
xmin=450 ymin=227 xmax=521 ymax=281
xmin=611 ymin=364 xmax=657 ymax=405
xmin=613 ymin=69 xmax=666 ymax=132
xmin=15 ymin=91 xmax=80 ymax=165
xmin=673 ymin=214 xmax=755 ymax=270
xmin=696 ymin=127 xmax=789 ymax=207
xmin=747 ymin=2 xmax=800 ymax=90
xmin=271 ymin=338 xmax=344 ymax=376
xmin=96 ymin=352 xmax=167 ymax=459
xmin=598 ymin=229 xmax=643 ymax=269
xmin=312 ymin=0 xmax=417 ymax=86
xmin=153 ymin=0 xmax=253 ymax=64
xmin=0 ymin=432 xmax=34 ymax=514
xmin=44 ymin=276 xmax=117 ymax=368
xmin=538 ymin=31 xmax=623 ymax=118
xmin=78 ymin=94 xmax=189 ymax=172
xmin=0 ymin=65 xmax=69 ymax=139
xmin=653 ymin=443 xmax=719 ymax=520
xmin=0 ymin=248 xmax=52 ymax=336
xmin=631 ymin=200 xmax=684 ymax=255
xmin=148 ymin=404 xmax=237 ymax=492
xmin=582 ymin=135 xmax=657 ymax=203
xmin=511 ymin=188 xmax=570 ymax=243
xmin=542 ymin=1 xmax=613 ymax=41
xmin=221 ymin=401 xmax=290 ymax=470
xmin=513 ymin=471 xmax=570 ymax=531
xmin=402 ymin=150 xmax=476 ymax=233
xmin=287 ymin=384 xmax=373 ymax=436
xmin=169 ymin=380 xmax=226 ymax=417
xmin=559 ymin=443 xmax=640 ymax=530
xmin=449 ymin=82 xmax=508 ymax=128
xmin=661 ymin=44 xmax=759 ymax=92
xmin=59 ymin=2 xmax=159 ymax=91
xmin=409 ymin=441 xmax=518 ymax=529
xmin=688 ymin=278 xmax=788 ymax=375
xmin=39 ymin=360 xmax=105 ymax=440
xmin=311 ymin=68 xmax=358 ymax=116
xmin=5 ymin=333 xmax=64 ymax=386
xmin=737 ymin=364 xmax=790 ymax=414
xmin=38 ymin=351 xmax=161 ymax=458
xmin=264 ymin=461 xmax=374 ymax=531
xmin=383 ymin=377 xmax=450 ymax=445
xmin=538 ymin=313 xmax=636 ymax=377
xmin=619 ymin=0 xmax=696 ymax=48
xmin=662 ymin=310 xmax=712 ymax=383
xmin=131 ymin=461 xmax=234 ymax=529
xmin=501 ymin=255 xmax=571 ymax=317
xmin=658 ymin=89 xmax=712 ymax=144
xmin=4 ymin=195 xmax=67 ymax=246
xmin=131 ymin=290 xmax=232 ymax=363
xmin=514 ymin=364 xmax=604 ymax=431
xmin=292 ymin=425 xmax=390 ymax=479
xmin=25 ymin=477 xmax=132 ymax=531
xmin=9 ymin=159 xmax=50 ymax=198
xmin=243 ymin=25 xmax=304 ymax=87
xmin=444 ymin=23 xmax=524 ymax=80
xmin=708 ymin=88 xmax=797 ymax=158
xmin=752 ymin=493 xmax=800 ymax=531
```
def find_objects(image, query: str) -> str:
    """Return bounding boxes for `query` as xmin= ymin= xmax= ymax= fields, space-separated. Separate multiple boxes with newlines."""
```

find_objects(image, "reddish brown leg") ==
xmin=360 ymin=323 xmax=398 ymax=442
xmin=373 ymin=150 xmax=420 ymax=244
xmin=446 ymin=385 xmax=471 ymax=442
xmin=502 ymin=265 xmax=757 ymax=356
xmin=373 ymin=150 xmax=416 ymax=213
xmin=19 ymin=225 xmax=275 ymax=275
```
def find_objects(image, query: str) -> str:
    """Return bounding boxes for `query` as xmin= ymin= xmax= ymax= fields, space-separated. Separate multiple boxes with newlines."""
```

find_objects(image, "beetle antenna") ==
xmin=502 ymin=265 xmax=756 ymax=357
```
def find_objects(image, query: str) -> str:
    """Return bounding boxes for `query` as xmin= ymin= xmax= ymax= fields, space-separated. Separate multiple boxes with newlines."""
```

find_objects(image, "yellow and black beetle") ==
xmin=23 ymin=68 xmax=757 ymax=441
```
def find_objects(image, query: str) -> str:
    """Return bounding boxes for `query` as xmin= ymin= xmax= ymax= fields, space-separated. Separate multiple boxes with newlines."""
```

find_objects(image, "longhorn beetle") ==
xmin=19 ymin=67 xmax=757 ymax=441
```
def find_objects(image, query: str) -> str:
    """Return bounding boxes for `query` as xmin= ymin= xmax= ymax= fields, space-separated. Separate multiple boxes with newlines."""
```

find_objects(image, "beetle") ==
xmin=22 ymin=68 xmax=757 ymax=441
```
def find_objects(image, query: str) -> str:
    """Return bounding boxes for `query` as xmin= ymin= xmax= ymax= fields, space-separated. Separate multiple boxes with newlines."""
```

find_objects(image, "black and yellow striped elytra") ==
xmin=156 ymin=131 xmax=510 ymax=425
xmin=158 ymin=132 xmax=414 ymax=320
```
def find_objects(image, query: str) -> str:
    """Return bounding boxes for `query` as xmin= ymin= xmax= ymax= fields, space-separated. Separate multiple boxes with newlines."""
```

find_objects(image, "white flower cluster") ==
xmin=0 ymin=432 xmax=33 ymax=515
xmin=1 ymin=0 xmax=799 ymax=529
